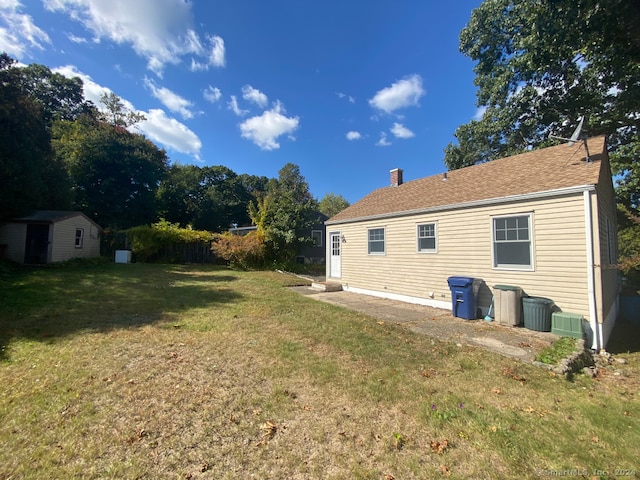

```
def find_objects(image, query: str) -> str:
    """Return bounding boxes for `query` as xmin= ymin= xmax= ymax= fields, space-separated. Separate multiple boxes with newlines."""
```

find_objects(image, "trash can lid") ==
xmin=447 ymin=276 xmax=474 ymax=286
xmin=522 ymin=296 xmax=554 ymax=304
xmin=493 ymin=284 xmax=521 ymax=291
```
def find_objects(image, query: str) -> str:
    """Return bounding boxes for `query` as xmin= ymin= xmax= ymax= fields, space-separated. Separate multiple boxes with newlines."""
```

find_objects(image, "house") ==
xmin=0 ymin=211 xmax=102 ymax=264
xmin=325 ymin=136 xmax=619 ymax=350
xmin=296 ymin=213 xmax=329 ymax=264
xmin=229 ymin=213 xmax=328 ymax=265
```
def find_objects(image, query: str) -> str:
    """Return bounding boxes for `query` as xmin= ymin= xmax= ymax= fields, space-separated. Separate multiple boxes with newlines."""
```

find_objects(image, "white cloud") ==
xmin=227 ymin=95 xmax=248 ymax=116
xmin=242 ymin=85 xmax=268 ymax=108
xmin=144 ymin=77 xmax=194 ymax=119
xmin=53 ymin=65 xmax=201 ymax=159
xmin=337 ymin=91 xmax=355 ymax=103
xmin=346 ymin=131 xmax=362 ymax=140
xmin=376 ymin=132 xmax=391 ymax=147
xmin=140 ymin=109 xmax=202 ymax=160
xmin=67 ymin=33 xmax=88 ymax=43
xmin=44 ymin=0 xmax=225 ymax=76
xmin=0 ymin=1 xmax=51 ymax=58
xmin=390 ymin=122 xmax=415 ymax=139
xmin=207 ymin=34 xmax=225 ymax=67
xmin=190 ymin=34 xmax=225 ymax=71
xmin=239 ymin=102 xmax=299 ymax=151
xmin=203 ymin=85 xmax=222 ymax=103
xmin=369 ymin=74 xmax=425 ymax=114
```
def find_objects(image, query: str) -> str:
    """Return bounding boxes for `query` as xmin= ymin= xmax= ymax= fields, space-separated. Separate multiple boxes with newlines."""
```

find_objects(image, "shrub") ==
xmin=211 ymin=231 xmax=266 ymax=270
xmin=126 ymin=220 xmax=216 ymax=263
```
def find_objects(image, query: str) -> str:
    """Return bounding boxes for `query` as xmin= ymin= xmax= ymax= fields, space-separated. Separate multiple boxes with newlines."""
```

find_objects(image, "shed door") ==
xmin=329 ymin=231 xmax=341 ymax=278
xmin=24 ymin=224 xmax=50 ymax=264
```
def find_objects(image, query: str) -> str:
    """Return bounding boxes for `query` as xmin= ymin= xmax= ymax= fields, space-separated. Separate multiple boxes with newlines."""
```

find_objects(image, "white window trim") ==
xmin=75 ymin=228 xmax=84 ymax=249
xmin=311 ymin=229 xmax=323 ymax=248
xmin=416 ymin=222 xmax=437 ymax=253
xmin=367 ymin=227 xmax=386 ymax=255
xmin=491 ymin=213 xmax=535 ymax=271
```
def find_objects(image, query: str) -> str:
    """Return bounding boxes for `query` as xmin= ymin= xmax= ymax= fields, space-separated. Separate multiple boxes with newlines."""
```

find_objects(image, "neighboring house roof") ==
xmin=11 ymin=210 xmax=102 ymax=230
xmin=327 ymin=136 xmax=607 ymax=224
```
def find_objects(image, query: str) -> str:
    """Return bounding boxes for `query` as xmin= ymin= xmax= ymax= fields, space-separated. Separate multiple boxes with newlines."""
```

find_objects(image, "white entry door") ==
xmin=329 ymin=232 xmax=341 ymax=278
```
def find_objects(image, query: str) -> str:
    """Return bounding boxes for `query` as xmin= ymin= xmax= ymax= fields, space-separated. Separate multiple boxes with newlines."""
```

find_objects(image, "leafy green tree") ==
xmin=0 ymin=54 xmax=73 ymax=220
xmin=249 ymin=163 xmax=319 ymax=263
xmin=157 ymin=165 xmax=268 ymax=231
xmin=53 ymin=112 xmax=168 ymax=229
xmin=318 ymin=193 xmax=350 ymax=218
xmin=99 ymin=92 xmax=145 ymax=128
xmin=445 ymin=0 xmax=640 ymax=214
xmin=10 ymin=57 xmax=87 ymax=125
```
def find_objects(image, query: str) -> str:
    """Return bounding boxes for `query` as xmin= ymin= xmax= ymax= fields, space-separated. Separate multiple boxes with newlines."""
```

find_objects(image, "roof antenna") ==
xmin=549 ymin=116 xmax=590 ymax=162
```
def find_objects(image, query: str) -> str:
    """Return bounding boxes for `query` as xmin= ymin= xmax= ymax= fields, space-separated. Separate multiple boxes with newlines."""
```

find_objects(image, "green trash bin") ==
xmin=522 ymin=296 xmax=554 ymax=332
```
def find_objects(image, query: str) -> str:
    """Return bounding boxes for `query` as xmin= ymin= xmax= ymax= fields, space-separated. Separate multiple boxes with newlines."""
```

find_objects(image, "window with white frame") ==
xmin=75 ymin=228 xmax=84 ymax=248
xmin=417 ymin=223 xmax=437 ymax=252
xmin=311 ymin=229 xmax=323 ymax=247
xmin=492 ymin=214 xmax=533 ymax=269
xmin=368 ymin=227 xmax=385 ymax=254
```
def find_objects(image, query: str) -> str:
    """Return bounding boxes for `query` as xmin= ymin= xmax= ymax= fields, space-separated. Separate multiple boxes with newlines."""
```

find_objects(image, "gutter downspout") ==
xmin=584 ymin=190 xmax=600 ymax=351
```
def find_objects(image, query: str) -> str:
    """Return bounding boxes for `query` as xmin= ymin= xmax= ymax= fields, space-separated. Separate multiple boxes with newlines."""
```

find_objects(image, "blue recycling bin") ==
xmin=447 ymin=276 xmax=477 ymax=320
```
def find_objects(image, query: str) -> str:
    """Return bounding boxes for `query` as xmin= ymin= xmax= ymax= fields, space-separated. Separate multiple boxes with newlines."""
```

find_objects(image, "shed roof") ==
xmin=327 ymin=136 xmax=607 ymax=224
xmin=12 ymin=211 xmax=102 ymax=230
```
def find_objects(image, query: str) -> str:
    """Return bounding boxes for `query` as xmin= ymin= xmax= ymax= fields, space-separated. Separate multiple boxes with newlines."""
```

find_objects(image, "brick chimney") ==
xmin=390 ymin=168 xmax=403 ymax=187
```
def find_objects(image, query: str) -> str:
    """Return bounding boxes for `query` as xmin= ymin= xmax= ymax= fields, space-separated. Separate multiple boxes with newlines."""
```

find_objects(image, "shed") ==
xmin=325 ymin=136 xmax=619 ymax=350
xmin=0 ymin=211 xmax=102 ymax=264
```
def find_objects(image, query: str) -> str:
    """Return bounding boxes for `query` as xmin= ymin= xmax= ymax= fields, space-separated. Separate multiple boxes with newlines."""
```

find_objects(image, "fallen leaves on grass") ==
xmin=256 ymin=421 xmax=278 ymax=446
xmin=440 ymin=464 xmax=451 ymax=476
xmin=501 ymin=366 xmax=526 ymax=383
xmin=126 ymin=428 xmax=147 ymax=445
xmin=421 ymin=367 xmax=437 ymax=378
xmin=430 ymin=439 xmax=450 ymax=454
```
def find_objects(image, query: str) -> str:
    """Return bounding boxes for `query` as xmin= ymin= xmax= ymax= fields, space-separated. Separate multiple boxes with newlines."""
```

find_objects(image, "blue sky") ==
xmin=1 ymin=0 xmax=484 ymax=204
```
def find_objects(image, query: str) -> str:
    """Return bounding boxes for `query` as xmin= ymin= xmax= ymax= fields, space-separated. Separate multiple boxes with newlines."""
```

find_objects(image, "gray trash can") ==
xmin=493 ymin=285 xmax=522 ymax=326
xmin=523 ymin=296 xmax=554 ymax=332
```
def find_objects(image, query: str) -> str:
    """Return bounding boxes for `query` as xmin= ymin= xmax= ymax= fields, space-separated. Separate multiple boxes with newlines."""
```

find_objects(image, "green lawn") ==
xmin=1 ymin=263 xmax=638 ymax=479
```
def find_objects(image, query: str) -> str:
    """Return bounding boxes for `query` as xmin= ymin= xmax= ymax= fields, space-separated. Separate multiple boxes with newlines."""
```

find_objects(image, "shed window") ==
xmin=368 ymin=227 xmax=385 ymax=254
xmin=492 ymin=214 xmax=533 ymax=270
xmin=311 ymin=230 xmax=323 ymax=247
xmin=417 ymin=223 xmax=437 ymax=252
xmin=75 ymin=228 xmax=84 ymax=248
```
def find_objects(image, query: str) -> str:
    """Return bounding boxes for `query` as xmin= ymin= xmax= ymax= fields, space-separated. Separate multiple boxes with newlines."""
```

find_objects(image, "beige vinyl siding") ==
xmin=51 ymin=216 xmax=101 ymax=262
xmin=0 ymin=223 xmax=27 ymax=263
xmin=337 ymin=193 xmax=592 ymax=320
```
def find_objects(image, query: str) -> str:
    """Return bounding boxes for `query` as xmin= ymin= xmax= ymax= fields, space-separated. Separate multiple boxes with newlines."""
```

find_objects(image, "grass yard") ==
xmin=1 ymin=263 xmax=639 ymax=479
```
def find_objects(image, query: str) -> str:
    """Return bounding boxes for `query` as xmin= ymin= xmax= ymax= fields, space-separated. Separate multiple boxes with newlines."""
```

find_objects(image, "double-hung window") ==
xmin=368 ymin=227 xmax=385 ymax=254
xmin=417 ymin=223 xmax=437 ymax=253
xmin=75 ymin=228 xmax=84 ymax=248
xmin=492 ymin=214 xmax=533 ymax=270
xmin=311 ymin=230 xmax=323 ymax=247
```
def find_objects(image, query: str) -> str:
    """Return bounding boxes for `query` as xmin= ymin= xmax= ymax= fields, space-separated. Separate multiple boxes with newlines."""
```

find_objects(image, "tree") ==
xmin=53 ymin=111 xmax=169 ymax=229
xmin=318 ymin=193 xmax=350 ymax=218
xmin=157 ymin=165 xmax=268 ymax=231
xmin=249 ymin=163 xmax=319 ymax=263
xmin=100 ymin=92 xmax=145 ymax=128
xmin=0 ymin=54 xmax=73 ymax=220
xmin=444 ymin=0 xmax=640 ymax=213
